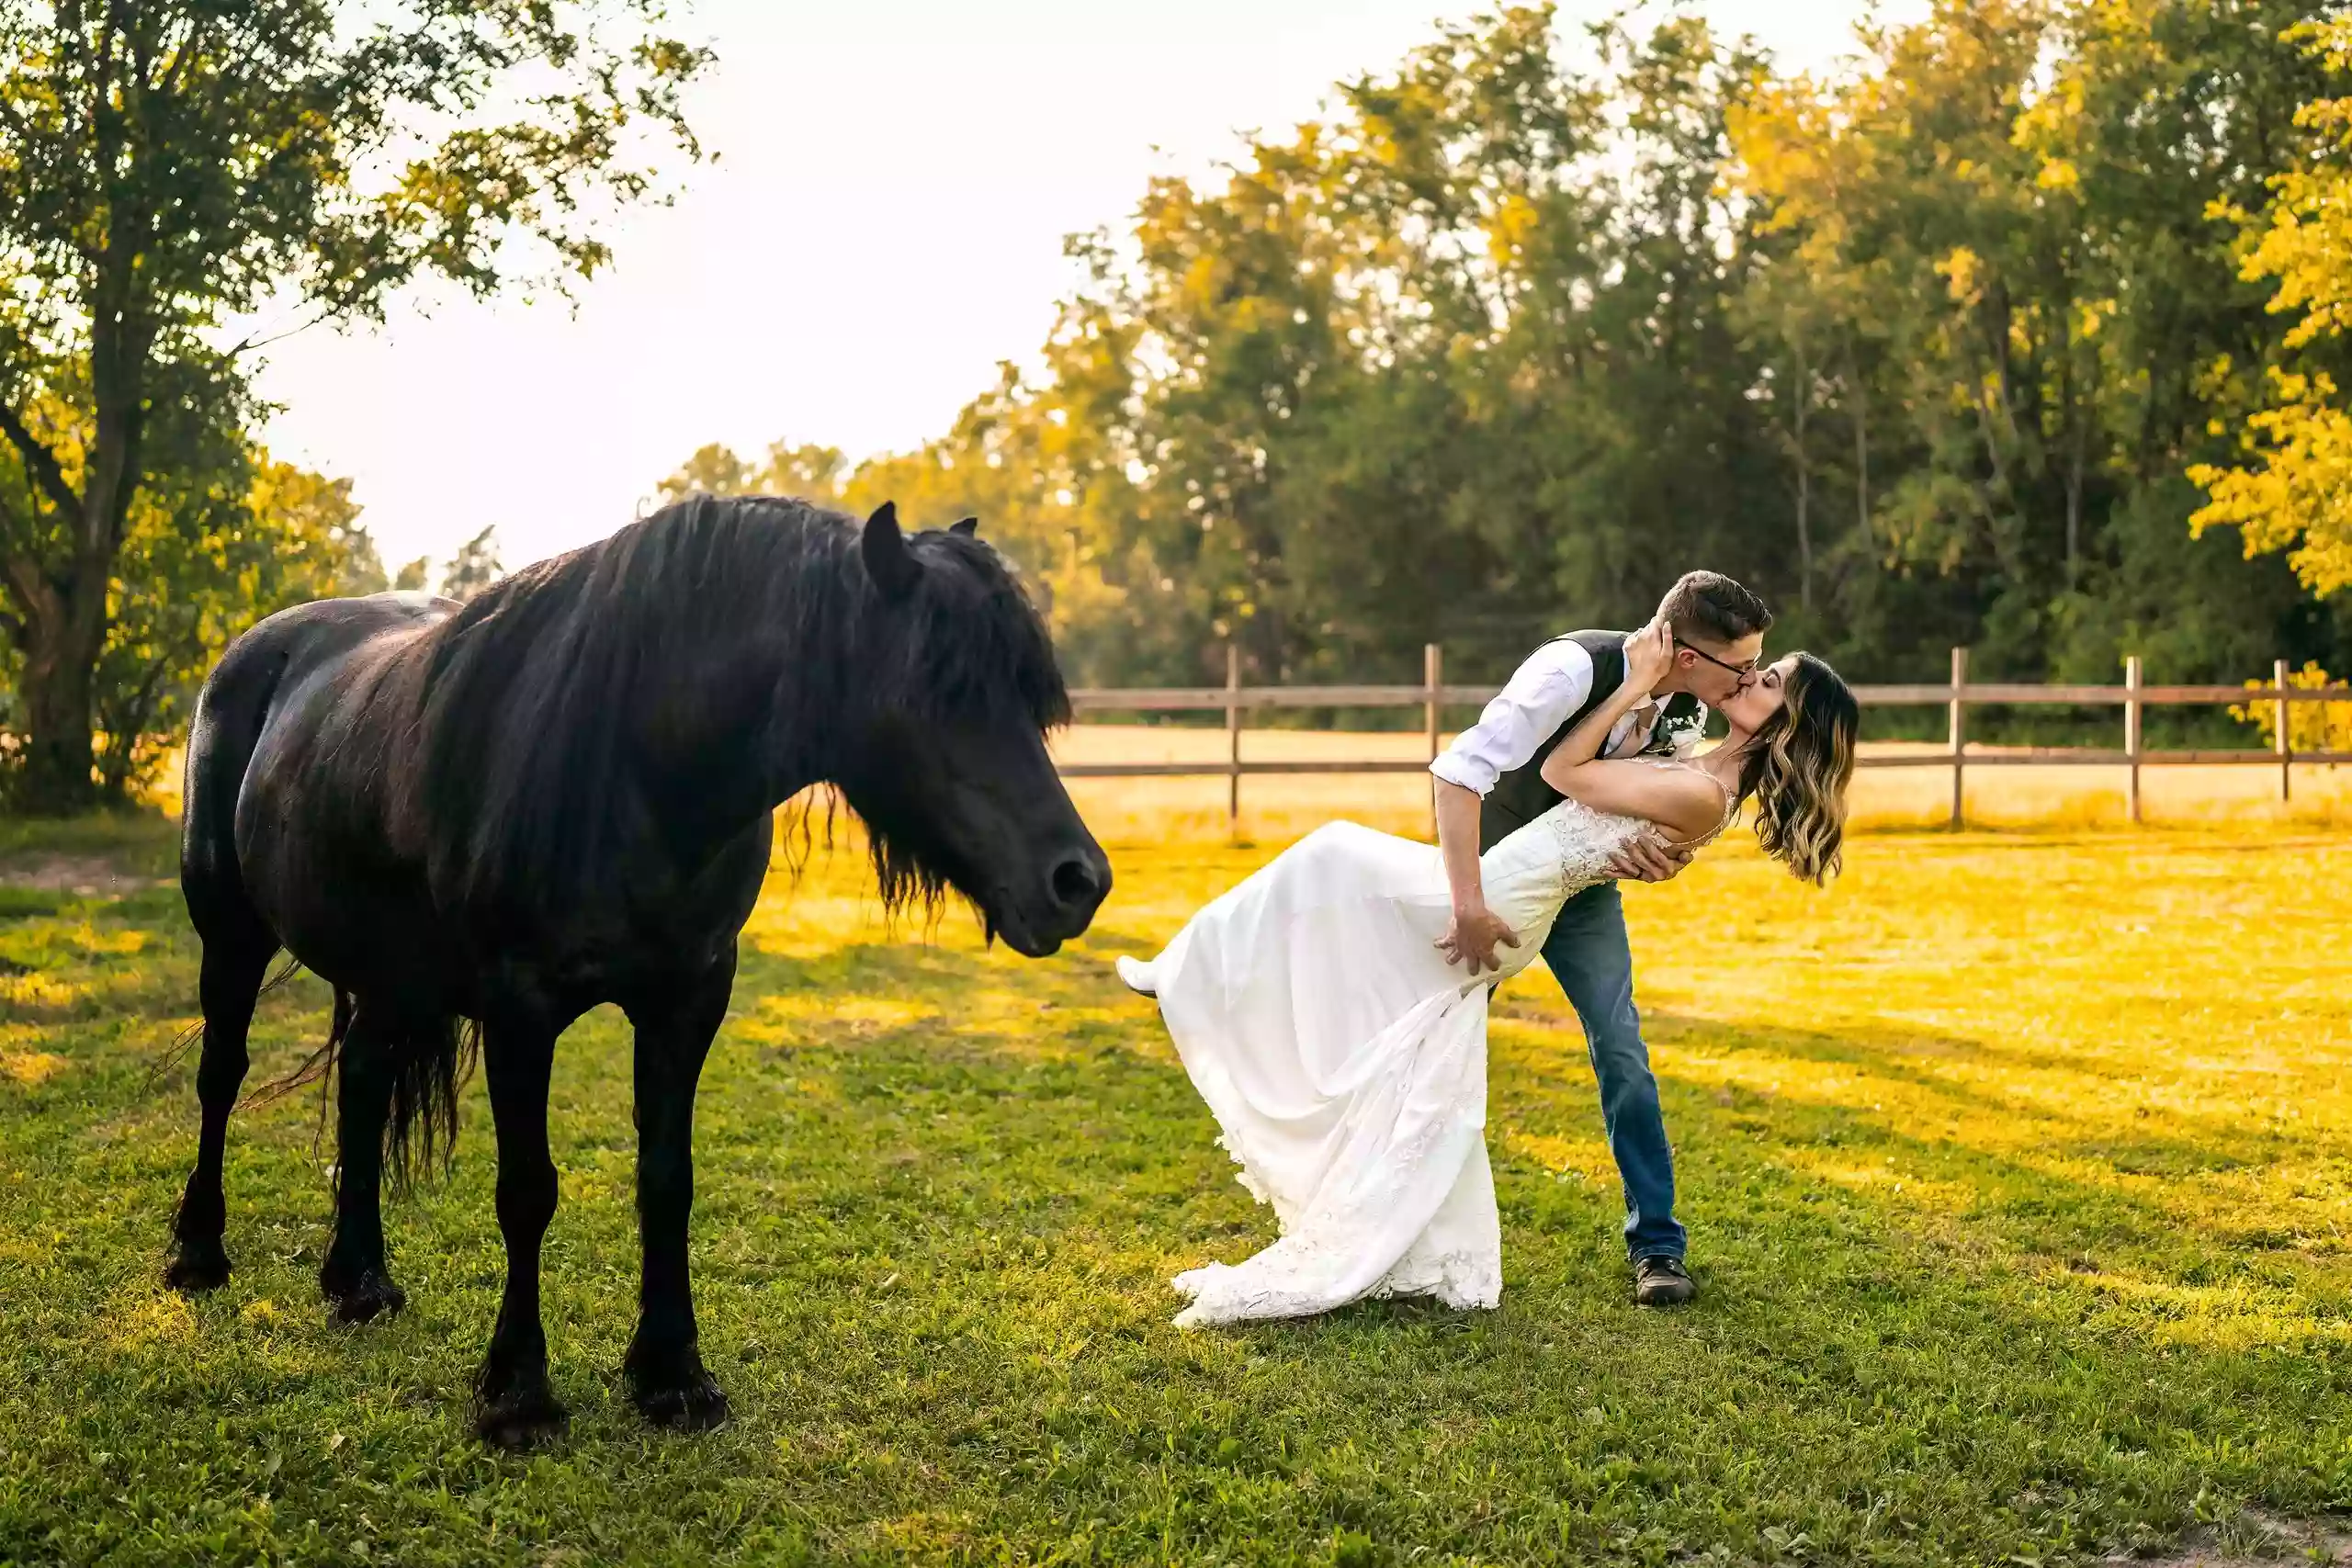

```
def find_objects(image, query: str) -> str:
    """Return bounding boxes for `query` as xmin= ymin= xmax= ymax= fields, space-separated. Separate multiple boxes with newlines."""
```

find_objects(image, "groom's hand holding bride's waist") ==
xmin=1436 ymin=902 xmax=1520 ymax=975
xmin=1607 ymin=836 xmax=1694 ymax=884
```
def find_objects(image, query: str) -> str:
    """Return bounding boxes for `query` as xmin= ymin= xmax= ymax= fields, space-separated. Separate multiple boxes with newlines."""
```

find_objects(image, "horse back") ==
xmin=182 ymin=594 xmax=457 ymax=947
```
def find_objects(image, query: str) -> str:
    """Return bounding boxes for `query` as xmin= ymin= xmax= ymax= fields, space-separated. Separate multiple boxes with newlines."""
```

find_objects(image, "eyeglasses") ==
xmin=1676 ymin=638 xmax=1760 ymax=682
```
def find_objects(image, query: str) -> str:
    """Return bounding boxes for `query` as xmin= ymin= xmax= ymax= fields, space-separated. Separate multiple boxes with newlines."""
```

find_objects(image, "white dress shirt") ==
xmin=1430 ymin=635 xmax=1708 ymax=797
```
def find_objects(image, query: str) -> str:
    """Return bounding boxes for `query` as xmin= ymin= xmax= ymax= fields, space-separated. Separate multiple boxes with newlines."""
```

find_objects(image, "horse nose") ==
xmin=1049 ymin=850 xmax=1110 ymax=919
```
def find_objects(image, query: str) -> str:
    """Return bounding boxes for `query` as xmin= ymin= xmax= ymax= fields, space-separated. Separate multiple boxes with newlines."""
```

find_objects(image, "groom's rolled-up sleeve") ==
xmin=1429 ymin=640 xmax=1595 ymax=796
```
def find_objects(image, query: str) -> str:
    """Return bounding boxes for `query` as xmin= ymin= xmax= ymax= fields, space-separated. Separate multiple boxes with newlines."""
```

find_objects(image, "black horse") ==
xmin=162 ymin=495 xmax=1110 ymax=1446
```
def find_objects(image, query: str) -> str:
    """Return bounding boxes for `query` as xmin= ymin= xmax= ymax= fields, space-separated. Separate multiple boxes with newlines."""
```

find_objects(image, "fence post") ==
xmin=2124 ymin=654 xmax=2143 ymax=826
xmin=2277 ymin=656 xmax=2293 ymax=804
xmin=1949 ymin=646 xmax=1969 ymax=829
xmin=1226 ymin=642 xmax=1243 ymax=836
xmin=1423 ymin=643 xmax=1442 ymax=840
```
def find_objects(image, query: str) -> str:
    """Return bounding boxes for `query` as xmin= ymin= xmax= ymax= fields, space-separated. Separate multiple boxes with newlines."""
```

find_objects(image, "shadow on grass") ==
xmin=7 ymin=884 xmax=2352 ymax=1563
xmin=1495 ymin=1003 xmax=2341 ymax=1288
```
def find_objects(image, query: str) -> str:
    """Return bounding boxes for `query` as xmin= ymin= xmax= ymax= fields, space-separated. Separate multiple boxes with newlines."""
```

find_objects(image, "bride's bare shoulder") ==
xmin=1553 ymin=757 xmax=1723 ymax=840
xmin=1633 ymin=759 xmax=1731 ymax=841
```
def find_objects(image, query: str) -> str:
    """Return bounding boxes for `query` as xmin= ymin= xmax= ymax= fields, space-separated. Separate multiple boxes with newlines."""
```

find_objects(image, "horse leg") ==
xmin=622 ymin=961 xmax=734 ymax=1430
xmin=319 ymin=999 xmax=408 ymax=1324
xmin=164 ymin=937 xmax=275 ymax=1292
xmin=474 ymin=1017 xmax=566 ymax=1448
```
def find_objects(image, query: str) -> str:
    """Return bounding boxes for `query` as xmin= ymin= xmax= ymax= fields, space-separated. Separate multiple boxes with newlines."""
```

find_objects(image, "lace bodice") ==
xmin=1474 ymin=759 xmax=1737 ymax=985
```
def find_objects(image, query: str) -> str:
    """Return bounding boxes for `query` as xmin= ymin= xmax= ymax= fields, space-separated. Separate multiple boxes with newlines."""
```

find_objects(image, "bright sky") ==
xmin=253 ymin=0 xmax=1918 ymax=576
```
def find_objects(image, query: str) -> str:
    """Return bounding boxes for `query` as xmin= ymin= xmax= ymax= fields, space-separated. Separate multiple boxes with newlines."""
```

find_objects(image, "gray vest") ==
xmin=1477 ymin=629 xmax=1700 ymax=853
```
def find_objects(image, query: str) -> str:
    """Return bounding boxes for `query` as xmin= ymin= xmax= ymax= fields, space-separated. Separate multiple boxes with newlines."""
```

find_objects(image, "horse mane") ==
xmin=388 ymin=493 xmax=1069 ymax=923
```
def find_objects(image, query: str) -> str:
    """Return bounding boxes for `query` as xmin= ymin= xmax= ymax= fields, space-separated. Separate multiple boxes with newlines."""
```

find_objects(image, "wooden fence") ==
xmin=1059 ymin=645 xmax=2352 ymax=829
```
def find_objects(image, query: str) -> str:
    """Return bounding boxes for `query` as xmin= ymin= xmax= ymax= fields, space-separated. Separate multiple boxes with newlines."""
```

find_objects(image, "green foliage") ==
xmin=93 ymin=455 xmax=376 ymax=800
xmin=658 ymin=441 xmax=852 ymax=509
xmin=664 ymin=2 xmax=2352 ymax=706
xmin=0 ymin=0 xmax=707 ymax=811
xmin=2191 ymin=17 xmax=2352 ymax=600
xmin=0 ymin=380 xmax=381 ymax=802
xmin=2232 ymin=660 xmax=2352 ymax=752
xmin=436 ymin=525 xmax=503 ymax=604
xmin=652 ymin=364 xmax=1140 ymax=682
xmin=1734 ymin=0 xmax=2341 ymax=689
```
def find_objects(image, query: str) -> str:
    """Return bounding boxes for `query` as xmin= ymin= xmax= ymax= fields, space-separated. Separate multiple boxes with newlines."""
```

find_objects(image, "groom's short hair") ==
xmin=1658 ymin=571 xmax=1771 ymax=648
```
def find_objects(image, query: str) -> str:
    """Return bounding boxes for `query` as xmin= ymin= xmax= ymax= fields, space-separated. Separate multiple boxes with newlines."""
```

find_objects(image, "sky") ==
xmin=252 ymin=0 xmax=1921 ymax=577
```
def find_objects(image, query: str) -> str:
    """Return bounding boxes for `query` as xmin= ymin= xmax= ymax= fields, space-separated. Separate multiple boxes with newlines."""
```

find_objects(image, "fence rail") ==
xmin=1059 ymin=644 xmax=2352 ymax=829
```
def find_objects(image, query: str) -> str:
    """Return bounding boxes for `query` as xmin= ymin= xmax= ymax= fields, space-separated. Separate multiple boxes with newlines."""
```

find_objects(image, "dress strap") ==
xmin=1641 ymin=754 xmax=1732 ymax=801
xmin=1639 ymin=756 xmax=1737 ymax=846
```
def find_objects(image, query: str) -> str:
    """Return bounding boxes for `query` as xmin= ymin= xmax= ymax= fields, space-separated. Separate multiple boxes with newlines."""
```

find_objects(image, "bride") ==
xmin=1116 ymin=621 xmax=1859 ymax=1326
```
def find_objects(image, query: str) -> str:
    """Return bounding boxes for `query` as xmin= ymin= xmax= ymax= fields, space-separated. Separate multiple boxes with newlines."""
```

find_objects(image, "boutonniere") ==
xmin=1644 ymin=695 xmax=1705 ymax=754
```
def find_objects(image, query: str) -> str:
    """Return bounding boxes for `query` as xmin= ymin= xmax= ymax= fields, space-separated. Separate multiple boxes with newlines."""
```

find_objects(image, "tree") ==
xmin=1731 ymin=0 xmax=2332 ymax=686
xmin=437 ymin=525 xmax=503 ymax=602
xmin=654 ymin=439 xmax=851 ymax=509
xmin=2190 ymin=17 xmax=2352 ymax=601
xmin=650 ymin=378 xmax=1138 ymax=669
xmin=0 ymin=403 xmax=377 ymax=799
xmin=337 ymin=518 xmax=390 ymax=597
xmin=0 ymin=1 xmax=707 ymax=811
xmin=91 ymin=453 xmax=370 ymax=799
xmin=653 ymin=1 xmax=2352 ymax=705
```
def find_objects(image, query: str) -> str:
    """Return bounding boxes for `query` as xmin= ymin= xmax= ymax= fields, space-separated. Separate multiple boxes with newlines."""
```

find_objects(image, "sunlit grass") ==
xmin=2 ymin=812 xmax=2349 ymax=1563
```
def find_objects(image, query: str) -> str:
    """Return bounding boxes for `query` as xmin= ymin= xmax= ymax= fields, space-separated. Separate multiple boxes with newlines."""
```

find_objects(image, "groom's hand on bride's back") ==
xmin=1608 ymin=837 xmax=1694 ymax=884
xmin=1437 ymin=905 xmax=1520 ymax=974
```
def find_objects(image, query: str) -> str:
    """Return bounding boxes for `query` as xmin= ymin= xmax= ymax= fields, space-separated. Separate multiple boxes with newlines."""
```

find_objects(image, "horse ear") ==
xmin=861 ymin=501 xmax=921 ymax=601
xmin=949 ymin=515 xmax=979 ymax=536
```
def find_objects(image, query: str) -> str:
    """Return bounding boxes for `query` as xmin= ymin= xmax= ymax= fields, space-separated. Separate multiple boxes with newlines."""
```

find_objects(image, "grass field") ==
xmin=4 ymin=807 xmax=2352 ymax=1565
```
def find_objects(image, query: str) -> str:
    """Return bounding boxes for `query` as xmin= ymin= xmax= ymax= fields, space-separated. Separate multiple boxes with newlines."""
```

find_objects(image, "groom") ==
xmin=1429 ymin=571 xmax=1772 ymax=1307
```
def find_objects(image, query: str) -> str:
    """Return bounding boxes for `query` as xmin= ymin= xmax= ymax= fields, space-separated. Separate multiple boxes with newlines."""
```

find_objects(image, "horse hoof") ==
xmin=631 ymin=1369 xmax=730 ymax=1432
xmin=164 ymin=1238 xmax=232 ymax=1294
xmin=474 ymin=1386 xmax=570 ymax=1450
xmin=320 ymin=1265 xmax=407 ymax=1325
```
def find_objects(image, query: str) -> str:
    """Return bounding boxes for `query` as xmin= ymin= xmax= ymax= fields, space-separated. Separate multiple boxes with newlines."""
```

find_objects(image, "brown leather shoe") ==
xmin=1634 ymin=1255 xmax=1697 ymax=1307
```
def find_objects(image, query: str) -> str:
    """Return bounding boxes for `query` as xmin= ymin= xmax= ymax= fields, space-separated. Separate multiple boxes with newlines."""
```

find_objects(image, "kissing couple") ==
xmin=1118 ymin=572 xmax=1859 ymax=1325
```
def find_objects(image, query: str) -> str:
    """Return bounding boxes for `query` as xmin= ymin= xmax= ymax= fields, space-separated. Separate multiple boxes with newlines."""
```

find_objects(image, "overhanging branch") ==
xmin=0 ymin=401 xmax=83 ymax=518
xmin=0 ymin=547 xmax=55 ymax=633
xmin=225 ymin=306 xmax=333 ymax=359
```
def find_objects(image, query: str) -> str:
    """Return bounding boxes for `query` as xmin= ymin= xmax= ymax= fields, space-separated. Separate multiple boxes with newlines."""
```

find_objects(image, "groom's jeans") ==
xmin=1541 ymin=882 xmax=1685 ymax=1262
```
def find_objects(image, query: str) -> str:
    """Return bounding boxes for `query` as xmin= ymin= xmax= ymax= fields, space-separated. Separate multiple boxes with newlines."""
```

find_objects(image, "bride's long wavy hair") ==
xmin=1735 ymin=653 xmax=1859 ymax=886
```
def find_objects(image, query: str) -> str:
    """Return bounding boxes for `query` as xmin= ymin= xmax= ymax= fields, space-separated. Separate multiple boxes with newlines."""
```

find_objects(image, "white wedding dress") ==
xmin=1119 ymin=761 xmax=1734 ymax=1327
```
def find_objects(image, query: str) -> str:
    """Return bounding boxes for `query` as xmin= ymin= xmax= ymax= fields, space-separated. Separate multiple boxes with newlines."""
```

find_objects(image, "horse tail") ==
xmin=243 ymin=990 xmax=481 ymax=1195
xmin=380 ymin=1011 xmax=481 ymax=1195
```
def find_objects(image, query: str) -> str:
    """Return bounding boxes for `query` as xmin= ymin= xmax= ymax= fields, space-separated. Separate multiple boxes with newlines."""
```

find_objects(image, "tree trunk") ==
xmin=2 ymin=297 xmax=152 ymax=812
xmin=1849 ymin=352 xmax=1871 ymax=543
xmin=1792 ymin=347 xmax=1814 ymax=614
xmin=2061 ymin=318 xmax=2083 ymax=587
xmin=2064 ymin=447 xmax=2082 ymax=585
xmin=17 ymin=602 xmax=105 ymax=814
xmin=96 ymin=648 xmax=181 ymax=802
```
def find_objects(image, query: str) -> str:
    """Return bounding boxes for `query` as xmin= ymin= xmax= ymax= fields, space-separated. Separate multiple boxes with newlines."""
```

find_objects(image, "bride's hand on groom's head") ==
xmin=1628 ymin=618 xmax=1676 ymax=685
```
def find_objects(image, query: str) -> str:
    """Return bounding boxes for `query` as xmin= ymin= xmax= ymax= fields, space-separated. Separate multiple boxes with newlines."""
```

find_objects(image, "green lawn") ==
xmin=3 ymin=815 xmax=2350 ymax=1565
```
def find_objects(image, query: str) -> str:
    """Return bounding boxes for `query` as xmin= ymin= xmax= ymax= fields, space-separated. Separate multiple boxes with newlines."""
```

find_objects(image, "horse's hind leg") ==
xmin=165 ymin=935 xmax=275 ymax=1292
xmin=320 ymin=999 xmax=408 ymax=1324
xmin=473 ymin=1016 xmax=567 ymax=1448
